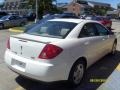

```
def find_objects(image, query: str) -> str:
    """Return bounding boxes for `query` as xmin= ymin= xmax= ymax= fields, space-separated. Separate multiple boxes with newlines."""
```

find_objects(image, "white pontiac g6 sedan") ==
xmin=4 ymin=19 xmax=117 ymax=86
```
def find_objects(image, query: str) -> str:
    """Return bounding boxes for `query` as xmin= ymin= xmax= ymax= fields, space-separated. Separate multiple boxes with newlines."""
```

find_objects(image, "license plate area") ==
xmin=11 ymin=59 xmax=26 ymax=72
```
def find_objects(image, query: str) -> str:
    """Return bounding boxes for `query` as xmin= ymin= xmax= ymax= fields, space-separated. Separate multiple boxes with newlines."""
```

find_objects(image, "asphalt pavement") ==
xmin=0 ymin=21 xmax=120 ymax=90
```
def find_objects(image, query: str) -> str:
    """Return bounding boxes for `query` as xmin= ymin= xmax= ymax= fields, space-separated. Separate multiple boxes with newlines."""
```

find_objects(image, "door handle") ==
xmin=103 ymin=37 xmax=109 ymax=40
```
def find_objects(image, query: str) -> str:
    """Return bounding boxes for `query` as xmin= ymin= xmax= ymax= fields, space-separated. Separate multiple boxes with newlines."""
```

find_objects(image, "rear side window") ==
xmin=79 ymin=23 xmax=97 ymax=38
xmin=26 ymin=21 xmax=77 ymax=38
xmin=95 ymin=23 xmax=108 ymax=36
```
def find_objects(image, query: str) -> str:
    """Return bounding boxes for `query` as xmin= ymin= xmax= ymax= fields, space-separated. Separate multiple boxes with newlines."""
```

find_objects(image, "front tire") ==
xmin=111 ymin=41 xmax=117 ymax=55
xmin=68 ymin=60 xmax=85 ymax=86
xmin=20 ymin=22 xmax=25 ymax=26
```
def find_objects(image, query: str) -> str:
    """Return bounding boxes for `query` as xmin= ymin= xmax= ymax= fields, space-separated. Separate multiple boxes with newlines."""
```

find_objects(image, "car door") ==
xmin=94 ymin=23 xmax=115 ymax=54
xmin=3 ymin=16 xmax=11 ymax=27
xmin=8 ymin=16 xmax=16 ymax=27
xmin=77 ymin=23 xmax=105 ymax=66
xmin=14 ymin=16 xmax=22 ymax=26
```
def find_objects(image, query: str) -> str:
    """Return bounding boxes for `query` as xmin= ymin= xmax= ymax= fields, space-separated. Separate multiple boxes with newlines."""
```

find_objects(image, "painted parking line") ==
xmin=9 ymin=28 xmax=24 ymax=33
xmin=116 ymin=64 xmax=120 ymax=71
xmin=14 ymin=86 xmax=24 ymax=90
xmin=97 ymin=63 xmax=120 ymax=90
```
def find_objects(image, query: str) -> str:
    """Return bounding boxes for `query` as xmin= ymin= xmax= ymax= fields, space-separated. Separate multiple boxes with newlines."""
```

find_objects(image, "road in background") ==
xmin=0 ymin=21 xmax=120 ymax=90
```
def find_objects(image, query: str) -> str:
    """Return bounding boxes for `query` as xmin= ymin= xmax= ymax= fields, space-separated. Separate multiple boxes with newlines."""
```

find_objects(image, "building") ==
xmin=106 ymin=3 xmax=120 ymax=18
xmin=57 ymin=3 xmax=68 ymax=12
xmin=107 ymin=10 xmax=120 ymax=18
xmin=117 ymin=3 xmax=120 ymax=9
xmin=61 ymin=0 xmax=112 ymax=16
xmin=0 ymin=0 xmax=31 ymax=15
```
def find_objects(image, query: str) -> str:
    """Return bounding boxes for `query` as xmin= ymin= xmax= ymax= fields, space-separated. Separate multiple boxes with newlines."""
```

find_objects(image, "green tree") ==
xmin=28 ymin=0 xmax=59 ymax=19
xmin=0 ymin=0 xmax=4 ymax=8
xmin=118 ymin=3 xmax=120 ymax=9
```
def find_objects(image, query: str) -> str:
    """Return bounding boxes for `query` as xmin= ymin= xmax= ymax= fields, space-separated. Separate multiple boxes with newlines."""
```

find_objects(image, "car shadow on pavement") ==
xmin=15 ymin=51 xmax=120 ymax=90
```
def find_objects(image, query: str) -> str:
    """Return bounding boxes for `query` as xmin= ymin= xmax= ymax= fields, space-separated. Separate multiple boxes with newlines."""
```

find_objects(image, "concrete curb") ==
xmin=9 ymin=28 xmax=24 ymax=33
xmin=97 ymin=63 xmax=120 ymax=90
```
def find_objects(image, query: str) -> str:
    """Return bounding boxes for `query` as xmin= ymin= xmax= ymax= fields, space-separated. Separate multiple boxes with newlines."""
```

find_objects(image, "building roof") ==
xmin=4 ymin=0 xmax=21 ymax=2
xmin=88 ymin=1 xmax=111 ymax=7
xmin=57 ymin=3 xmax=68 ymax=8
xmin=76 ymin=0 xmax=111 ymax=7
xmin=80 ymin=4 xmax=92 ymax=8
xmin=107 ymin=10 xmax=120 ymax=14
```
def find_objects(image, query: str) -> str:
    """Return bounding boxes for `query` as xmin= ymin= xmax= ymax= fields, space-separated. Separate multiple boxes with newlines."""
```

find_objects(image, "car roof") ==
xmin=49 ymin=19 xmax=98 ymax=24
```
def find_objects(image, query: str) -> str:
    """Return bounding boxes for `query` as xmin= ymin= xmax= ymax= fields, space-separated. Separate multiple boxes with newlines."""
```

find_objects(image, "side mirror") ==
xmin=106 ymin=27 xmax=115 ymax=31
xmin=107 ymin=30 xmax=114 ymax=35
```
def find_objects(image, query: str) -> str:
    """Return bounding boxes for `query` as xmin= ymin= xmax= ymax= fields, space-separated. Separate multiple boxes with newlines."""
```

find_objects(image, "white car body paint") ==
xmin=5 ymin=19 xmax=116 ymax=82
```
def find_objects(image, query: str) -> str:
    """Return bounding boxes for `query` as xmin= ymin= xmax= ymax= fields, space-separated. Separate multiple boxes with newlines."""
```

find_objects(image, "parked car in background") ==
xmin=43 ymin=12 xmax=78 ymax=19
xmin=115 ymin=17 xmax=120 ymax=20
xmin=5 ymin=19 xmax=117 ymax=86
xmin=85 ymin=16 xmax=112 ymax=30
xmin=0 ymin=11 xmax=8 ymax=18
xmin=8 ymin=13 xmax=19 ymax=16
xmin=0 ymin=15 xmax=27 ymax=29
xmin=23 ymin=12 xmax=36 ymax=21
xmin=95 ymin=16 xmax=112 ymax=30
xmin=59 ymin=12 xmax=79 ymax=18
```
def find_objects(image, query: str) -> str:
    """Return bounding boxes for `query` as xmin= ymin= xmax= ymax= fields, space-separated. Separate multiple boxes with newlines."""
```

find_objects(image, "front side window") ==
xmin=79 ymin=23 xmax=97 ymax=38
xmin=95 ymin=23 xmax=108 ymax=36
xmin=26 ymin=21 xmax=77 ymax=38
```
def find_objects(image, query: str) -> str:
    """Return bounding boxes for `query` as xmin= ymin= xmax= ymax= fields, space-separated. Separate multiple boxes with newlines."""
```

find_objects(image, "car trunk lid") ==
xmin=10 ymin=34 xmax=62 ymax=60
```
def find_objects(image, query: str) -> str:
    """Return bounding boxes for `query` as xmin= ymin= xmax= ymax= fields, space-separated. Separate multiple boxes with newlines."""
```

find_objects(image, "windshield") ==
xmin=26 ymin=21 xmax=77 ymax=38
xmin=0 ymin=15 xmax=9 ymax=20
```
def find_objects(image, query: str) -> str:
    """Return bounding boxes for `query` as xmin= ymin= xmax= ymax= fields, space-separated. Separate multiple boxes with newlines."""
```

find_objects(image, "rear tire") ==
xmin=68 ymin=60 xmax=86 ymax=86
xmin=0 ymin=23 xmax=4 ymax=29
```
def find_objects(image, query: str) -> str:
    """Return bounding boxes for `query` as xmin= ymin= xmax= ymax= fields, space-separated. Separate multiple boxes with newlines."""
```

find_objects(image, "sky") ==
xmin=57 ymin=0 xmax=120 ymax=9
xmin=0 ymin=0 xmax=119 ymax=9
xmin=0 ymin=0 xmax=4 ymax=3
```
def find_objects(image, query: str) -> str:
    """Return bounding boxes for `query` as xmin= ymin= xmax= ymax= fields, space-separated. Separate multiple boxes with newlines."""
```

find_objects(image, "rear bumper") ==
xmin=4 ymin=50 xmax=68 ymax=82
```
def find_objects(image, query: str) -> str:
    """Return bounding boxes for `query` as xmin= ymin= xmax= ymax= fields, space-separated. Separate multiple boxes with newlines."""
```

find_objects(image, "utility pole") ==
xmin=35 ymin=0 xmax=38 ymax=23
xmin=56 ymin=0 xmax=57 ymax=6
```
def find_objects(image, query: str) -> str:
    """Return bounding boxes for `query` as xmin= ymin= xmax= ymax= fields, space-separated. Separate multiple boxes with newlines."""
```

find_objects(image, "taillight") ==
xmin=38 ymin=44 xmax=63 ymax=59
xmin=7 ymin=38 xmax=10 ymax=49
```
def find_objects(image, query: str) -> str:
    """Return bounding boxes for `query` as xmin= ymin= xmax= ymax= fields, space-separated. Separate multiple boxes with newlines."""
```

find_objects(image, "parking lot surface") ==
xmin=0 ymin=21 xmax=120 ymax=90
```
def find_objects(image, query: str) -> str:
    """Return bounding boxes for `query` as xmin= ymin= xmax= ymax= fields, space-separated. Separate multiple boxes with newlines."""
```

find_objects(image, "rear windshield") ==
xmin=26 ymin=21 xmax=77 ymax=38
